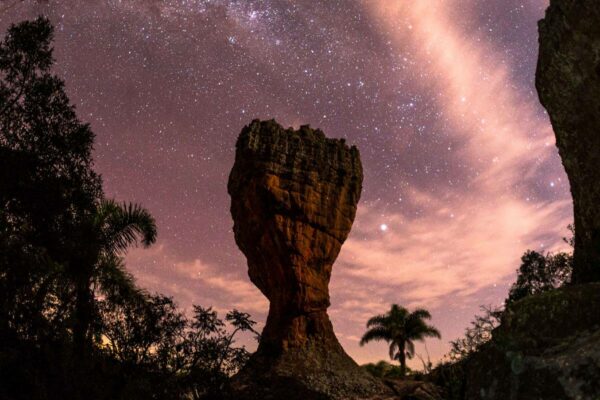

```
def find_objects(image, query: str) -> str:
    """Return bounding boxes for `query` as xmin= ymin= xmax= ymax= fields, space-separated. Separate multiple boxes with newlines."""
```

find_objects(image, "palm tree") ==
xmin=72 ymin=199 xmax=157 ymax=352
xmin=360 ymin=304 xmax=441 ymax=376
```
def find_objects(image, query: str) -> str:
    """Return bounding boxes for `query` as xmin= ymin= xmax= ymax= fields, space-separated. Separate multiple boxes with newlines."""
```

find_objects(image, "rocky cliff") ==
xmin=536 ymin=0 xmax=600 ymax=283
xmin=227 ymin=119 xmax=391 ymax=399
xmin=458 ymin=3 xmax=600 ymax=398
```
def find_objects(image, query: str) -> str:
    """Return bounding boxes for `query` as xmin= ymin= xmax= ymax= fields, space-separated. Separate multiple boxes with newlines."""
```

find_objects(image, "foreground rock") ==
xmin=464 ymin=283 xmax=600 ymax=399
xmin=384 ymin=380 xmax=443 ymax=400
xmin=536 ymin=0 xmax=600 ymax=283
xmin=227 ymin=120 xmax=391 ymax=399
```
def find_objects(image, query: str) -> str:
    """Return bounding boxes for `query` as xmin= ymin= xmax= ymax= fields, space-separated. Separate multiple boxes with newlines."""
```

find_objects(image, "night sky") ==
xmin=2 ymin=0 xmax=571 ymax=366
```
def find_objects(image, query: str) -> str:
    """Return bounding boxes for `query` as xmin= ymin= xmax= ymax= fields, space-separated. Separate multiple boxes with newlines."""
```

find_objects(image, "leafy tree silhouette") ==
xmin=0 ymin=16 xmax=102 ymax=343
xmin=0 ymin=18 xmax=258 ymax=399
xmin=506 ymin=250 xmax=572 ymax=306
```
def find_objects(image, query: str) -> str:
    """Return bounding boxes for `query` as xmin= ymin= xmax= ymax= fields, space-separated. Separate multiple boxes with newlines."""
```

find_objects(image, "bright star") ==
xmin=380 ymin=224 xmax=388 ymax=232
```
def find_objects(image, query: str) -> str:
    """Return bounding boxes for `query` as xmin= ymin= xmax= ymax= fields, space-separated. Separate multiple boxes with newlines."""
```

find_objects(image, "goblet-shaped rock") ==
xmin=228 ymin=120 xmax=390 ymax=399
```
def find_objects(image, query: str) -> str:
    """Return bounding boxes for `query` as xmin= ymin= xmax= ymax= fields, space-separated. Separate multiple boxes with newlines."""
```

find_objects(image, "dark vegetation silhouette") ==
xmin=361 ymin=360 xmax=406 ymax=379
xmin=505 ymin=249 xmax=572 ymax=306
xmin=447 ymin=228 xmax=574 ymax=362
xmin=360 ymin=304 xmax=441 ymax=377
xmin=446 ymin=306 xmax=503 ymax=363
xmin=0 ymin=18 xmax=257 ymax=400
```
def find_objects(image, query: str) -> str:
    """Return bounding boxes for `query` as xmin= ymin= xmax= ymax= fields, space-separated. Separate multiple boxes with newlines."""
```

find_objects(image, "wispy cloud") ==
xmin=126 ymin=244 xmax=267 ymax=316
xmin=327 ymin=0 xmax=569 ymax=365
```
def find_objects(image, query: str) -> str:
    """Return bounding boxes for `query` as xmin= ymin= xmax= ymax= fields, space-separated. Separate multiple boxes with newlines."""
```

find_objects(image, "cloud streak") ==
xmin=126 ymin=244 xmax=267 ymax=317
xmin=326 ymin=0 xmax=570 ymax=364
xmin=2 ymin=0 xmax=566 ymax=368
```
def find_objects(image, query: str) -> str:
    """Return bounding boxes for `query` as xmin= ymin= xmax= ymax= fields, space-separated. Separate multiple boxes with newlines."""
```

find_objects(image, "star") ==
xmin=0 ymin=0 xmax=572 ymax=366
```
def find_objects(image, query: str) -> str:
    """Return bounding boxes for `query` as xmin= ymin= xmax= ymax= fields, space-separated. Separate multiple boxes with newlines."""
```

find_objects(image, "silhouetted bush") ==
xmin=361 ymin=360 xmax=406 ymax=379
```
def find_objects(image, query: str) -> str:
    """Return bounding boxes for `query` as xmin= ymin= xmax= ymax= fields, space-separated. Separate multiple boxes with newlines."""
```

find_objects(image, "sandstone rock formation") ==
xmin=536 ymin=0 xmax=600 ymax=283
xmin=227 ymin=119 xmax=391 ymax=399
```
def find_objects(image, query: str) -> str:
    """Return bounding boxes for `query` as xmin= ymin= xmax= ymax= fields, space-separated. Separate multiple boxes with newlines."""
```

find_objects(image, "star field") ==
xmin=1 ymin=0 xmax=570 ymax=366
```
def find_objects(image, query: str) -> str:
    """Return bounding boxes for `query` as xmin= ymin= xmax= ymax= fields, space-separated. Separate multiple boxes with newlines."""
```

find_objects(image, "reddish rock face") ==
xmin=228 ymin=119 xmax=362 ymax=350
xmin=536 ymin=0 xmax=600 ymax=283
xmin=228 ymin=120 xmax=389 ymax=399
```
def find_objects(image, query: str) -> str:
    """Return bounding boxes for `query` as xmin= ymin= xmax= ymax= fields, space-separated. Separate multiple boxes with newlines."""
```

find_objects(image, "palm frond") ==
xmin=409 ymin=308 xmax=432 ymax=321
xmin=423 ymin=325 xmax=441 ymax=339
xmin=95 ymin=253 xmax=144 ymax=304
xmin=388 ymin=341 xmax=398 ymax=360
xmin=389 ymin=304 xmax=409 ymax=320
xmin=366 ymin=314 xmax=389 ymax=328
xmin=100 ymin=200 xmax=157 ymax=254
xmin=360 ymin=326 xmax=391 ymax=346
xmin=406 ymin=340 xmax=415 ymax=357
xmin=404 ymin=309 xmax=442 ymax=341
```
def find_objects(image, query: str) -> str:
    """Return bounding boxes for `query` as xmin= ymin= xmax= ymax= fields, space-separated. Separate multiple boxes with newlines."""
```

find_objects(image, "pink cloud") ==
xmin=120 ymin=0 xmax=568 ymax=368
xmin=326 ymin=0 xmax=571 ymax=365
xmin=125 ymin=244 xmax=268 ymax=317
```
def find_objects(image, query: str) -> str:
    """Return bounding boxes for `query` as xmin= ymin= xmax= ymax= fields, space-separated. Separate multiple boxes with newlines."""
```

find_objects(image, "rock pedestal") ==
xmin=227 ymin=120 xmax=390 ymax=399
xmin=536 ymin=0 xmax=600 ymax=283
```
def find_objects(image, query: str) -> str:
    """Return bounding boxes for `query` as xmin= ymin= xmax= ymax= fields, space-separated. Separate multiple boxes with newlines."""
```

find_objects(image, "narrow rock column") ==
xmin=227 ymin=119 xmax=389 ymax=399
xmin=536 ymin=0 xmax=600 ymax=283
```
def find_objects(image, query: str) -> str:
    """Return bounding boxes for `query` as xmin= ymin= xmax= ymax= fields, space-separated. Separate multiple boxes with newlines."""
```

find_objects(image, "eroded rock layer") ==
xmin=227 ymin=119 xmax=390 ymax=399
xmin=536 ymin=0 xmax=600 ymax=283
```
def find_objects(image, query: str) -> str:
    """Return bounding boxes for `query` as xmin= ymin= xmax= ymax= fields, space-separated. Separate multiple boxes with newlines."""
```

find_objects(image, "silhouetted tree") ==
xmin=446 ymin=305 xmax=503 ymax=362
xmin=505 ymin=250 xmax=572 ymax=306
xmin=72 ymin=199 xmax=157 ymax=353
xmin=180 ymin=307 xmax=258 ymax=399
xmin=0 ymin=17 xmax=259 ymax=400
xmin=360 ymin=304 xmax=441 ymax=377
xmin=0 ymin=16 xmax=102 ymax=344
xmin=100 ymin=299 xmax=259 ymax=399
xmin=100 ymin=293 xmax=184 ymax=366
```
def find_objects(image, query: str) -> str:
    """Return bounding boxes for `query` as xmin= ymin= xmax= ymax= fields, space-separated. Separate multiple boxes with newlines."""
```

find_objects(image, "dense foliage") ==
xmin=0 ymin=18 xmax=256 ymax=400
xmin=361 ymin=360 xmax=406 ymax=379
xmin=505 ymin=249 xmax=572 ymax=306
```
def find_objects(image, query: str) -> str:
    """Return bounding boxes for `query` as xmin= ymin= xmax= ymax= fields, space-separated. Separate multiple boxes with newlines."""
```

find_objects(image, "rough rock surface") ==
xmin=464 ymin=284 xmax=600 ymax=400
xmin=459 ymin=4 xmax=600 ymax=395
xmin=227 ymin=119 xmax=391 ymax=399
xmin=536 ymin=0 xmax=600 ymax=283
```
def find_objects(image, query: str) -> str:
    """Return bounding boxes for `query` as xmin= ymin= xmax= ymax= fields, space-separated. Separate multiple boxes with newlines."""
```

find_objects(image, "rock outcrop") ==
xmin=464 ymin=284 xmax=600 ymax=400
xmin=227 ymin=119 xmax=391 ymax=399
xmin=536 ymin=0 xmax=600 ymax=283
